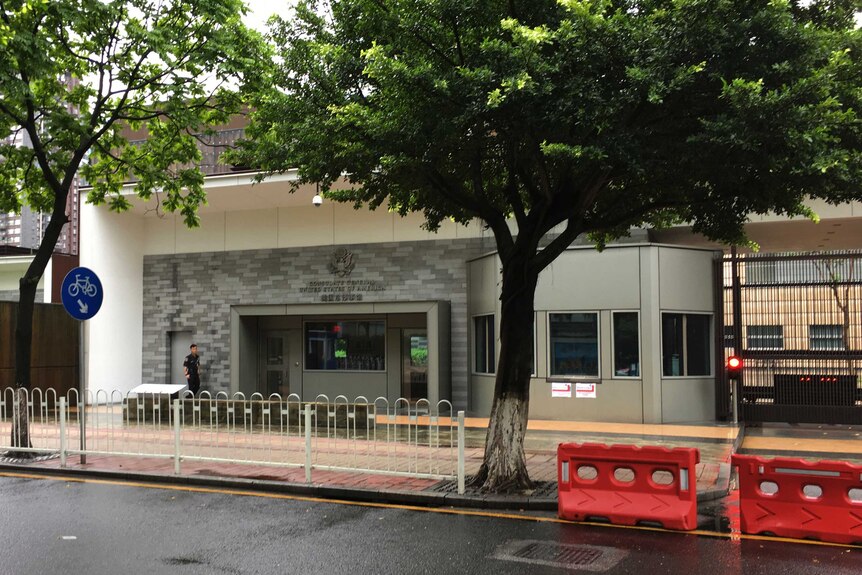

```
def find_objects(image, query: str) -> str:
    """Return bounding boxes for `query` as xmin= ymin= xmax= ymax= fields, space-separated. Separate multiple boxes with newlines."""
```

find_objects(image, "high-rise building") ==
xmin=0 ymin=131 xmax=79 ymax=255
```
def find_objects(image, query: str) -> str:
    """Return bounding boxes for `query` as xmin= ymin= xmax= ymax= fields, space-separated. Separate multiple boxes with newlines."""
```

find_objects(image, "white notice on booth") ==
xmin=575 ymin=383 xmax=597 ymax=399
xmin=551 ymin=382 xmax=572 ymax=398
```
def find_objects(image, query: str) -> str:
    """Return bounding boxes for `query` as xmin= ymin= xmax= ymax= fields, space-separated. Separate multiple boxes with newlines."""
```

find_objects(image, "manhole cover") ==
xmin=492 ymin=540 xmax=627 ymax=572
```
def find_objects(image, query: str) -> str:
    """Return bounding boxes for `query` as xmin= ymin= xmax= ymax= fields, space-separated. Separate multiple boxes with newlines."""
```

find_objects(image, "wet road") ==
xmin=0 ymin=473 xmax=859 ymax=575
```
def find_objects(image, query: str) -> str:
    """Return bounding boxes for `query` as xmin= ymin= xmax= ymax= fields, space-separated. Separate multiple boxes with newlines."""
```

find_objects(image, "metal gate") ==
xmin=716 ymin=250 xmax=862 ymax=424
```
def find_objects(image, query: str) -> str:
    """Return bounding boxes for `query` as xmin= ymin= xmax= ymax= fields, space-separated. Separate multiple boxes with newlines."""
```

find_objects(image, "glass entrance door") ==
xmin=261 ymin=331 xmax=290 ymax=396
xmin=401 ymin=329 xmax=428 ymax=402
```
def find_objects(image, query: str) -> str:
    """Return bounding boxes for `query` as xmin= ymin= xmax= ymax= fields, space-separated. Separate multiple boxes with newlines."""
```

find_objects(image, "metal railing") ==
xmin=0 ymin=388 xmax=466 ymax=493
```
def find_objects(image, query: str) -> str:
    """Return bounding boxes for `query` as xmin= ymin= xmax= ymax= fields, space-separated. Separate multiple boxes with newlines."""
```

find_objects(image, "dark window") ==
xmin=613 ymin=312 xmax=640 ymax=377
xmin=549 ymin=313 xmax=599 ymax=377
xmin=686 ymin=315 xmax=711 ymax=376
xmin=474 ymin=315 xmax=495 ymax=374
xmin=305 ymin=320 xmax=385 ymax=371
xmin=746 ymin=325 xmax=784 ymax=350
xmin=723 ymin=326 xmax=735 ymax=349
xmin=809 ymin=324 xmax=844 ymax=350
xmin=662 ymin=313 xmax=712 ymax=377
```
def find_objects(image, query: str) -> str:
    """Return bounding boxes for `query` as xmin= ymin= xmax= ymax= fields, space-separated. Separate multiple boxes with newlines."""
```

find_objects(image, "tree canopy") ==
xmin=234 ymin=0 xmax=861 ymax=258
xmin=0 ymin=0 xmax=264 ymax=227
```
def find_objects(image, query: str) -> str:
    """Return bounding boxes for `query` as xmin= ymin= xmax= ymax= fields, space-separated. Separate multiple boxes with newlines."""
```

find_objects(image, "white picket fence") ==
xmin=0 ymin=387 xmax=466 ymax=493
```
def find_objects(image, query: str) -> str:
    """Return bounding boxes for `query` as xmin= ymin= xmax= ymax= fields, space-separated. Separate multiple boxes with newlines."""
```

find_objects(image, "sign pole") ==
xmin=79 ymin=320 xmax=86 ymax=465
xmin=61 ymin=266 xmax=102 ymax=465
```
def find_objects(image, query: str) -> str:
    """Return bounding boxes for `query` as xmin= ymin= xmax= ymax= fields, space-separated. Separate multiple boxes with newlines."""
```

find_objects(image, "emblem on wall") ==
xmin=328 ymin=248 xmax=356 ymax=277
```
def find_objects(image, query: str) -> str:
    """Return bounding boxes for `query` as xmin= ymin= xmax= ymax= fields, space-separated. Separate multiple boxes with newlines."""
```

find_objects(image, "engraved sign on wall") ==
xmin=299 ymin=248 xmax=385 ymax=302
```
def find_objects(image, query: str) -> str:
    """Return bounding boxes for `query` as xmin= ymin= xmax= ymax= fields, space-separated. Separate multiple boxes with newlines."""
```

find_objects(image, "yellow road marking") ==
xmin=1 ymin=470 xmax=859 ymax=550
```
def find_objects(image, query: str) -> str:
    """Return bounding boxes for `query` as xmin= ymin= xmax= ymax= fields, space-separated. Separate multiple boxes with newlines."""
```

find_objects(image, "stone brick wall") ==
xmin=141 ymin=237 xmax=492 ymax=408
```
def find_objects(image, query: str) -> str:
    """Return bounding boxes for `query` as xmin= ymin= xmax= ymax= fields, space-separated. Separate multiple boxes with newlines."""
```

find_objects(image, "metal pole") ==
xmin=59 ymin=397 xmax=67 ymax=468
xmin=173 ymin=399 xmax=181 ymax=475
xmin=304 ymin=405 xmax=312 ymax=484
xmin=731 ymin=246 xmax=744 ymax=424
xmin=457 ymin=410 xmax=465 ymax=495
xmin=79 ymin=320 xmax=86 ymax=465
xmin=732 ymin=379 xmax=739 ymax=426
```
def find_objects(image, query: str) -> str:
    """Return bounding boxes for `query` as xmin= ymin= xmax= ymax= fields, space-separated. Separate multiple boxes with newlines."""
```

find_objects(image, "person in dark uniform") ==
xmin=183 ymin=343 xmax=201 ymax=395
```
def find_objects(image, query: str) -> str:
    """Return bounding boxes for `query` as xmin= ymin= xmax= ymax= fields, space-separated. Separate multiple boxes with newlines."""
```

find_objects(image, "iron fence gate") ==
xmin=717 ymin=250 xmax=862 ymax=424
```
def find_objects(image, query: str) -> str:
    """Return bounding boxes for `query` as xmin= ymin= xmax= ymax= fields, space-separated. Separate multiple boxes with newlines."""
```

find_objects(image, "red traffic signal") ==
xmin=727 ymin=355 xmax=743 ymax=379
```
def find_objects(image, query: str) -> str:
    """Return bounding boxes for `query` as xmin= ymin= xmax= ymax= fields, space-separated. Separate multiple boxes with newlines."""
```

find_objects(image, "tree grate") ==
xmin=0 ymin=453 xmax=59 ymax=464
xmin=492 ymin=540 xmax=627 ymax=572
xmin=426 ymin=479 xmax=558 ymax=498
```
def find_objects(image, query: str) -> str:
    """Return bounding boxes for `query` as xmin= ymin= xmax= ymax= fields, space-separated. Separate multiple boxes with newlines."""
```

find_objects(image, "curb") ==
xmin=0 ymin=463 xmax=558 ymax=511
xmin=0 ymin=460 xmax=732 ymax=511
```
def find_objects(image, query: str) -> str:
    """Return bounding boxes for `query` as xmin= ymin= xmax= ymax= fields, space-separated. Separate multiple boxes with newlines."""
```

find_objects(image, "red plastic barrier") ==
xmin=557 ymin=443 xmax=700 ymax=531
xmin=732 ymin=454 xmax=862 ymax=544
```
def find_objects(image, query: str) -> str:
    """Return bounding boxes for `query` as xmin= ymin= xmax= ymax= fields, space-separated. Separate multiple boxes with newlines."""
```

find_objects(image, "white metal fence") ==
xmin=0 ymin=388 xmax=466 ymax=493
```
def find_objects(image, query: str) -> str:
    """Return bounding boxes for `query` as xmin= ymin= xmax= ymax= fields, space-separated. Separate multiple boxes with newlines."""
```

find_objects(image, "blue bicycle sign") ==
xmin=61 ymin=267 xmax=103 ymax=321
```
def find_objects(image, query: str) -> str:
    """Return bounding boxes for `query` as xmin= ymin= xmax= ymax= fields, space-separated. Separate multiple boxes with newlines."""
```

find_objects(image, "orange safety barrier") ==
xmin=557 ymin=443 xmax=700 ymax=531
xmin=732 ymin=454 xmax=862 ymax=544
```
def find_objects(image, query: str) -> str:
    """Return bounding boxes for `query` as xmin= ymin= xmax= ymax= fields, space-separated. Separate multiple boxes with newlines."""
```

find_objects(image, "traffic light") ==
xmin=727 ymin=355 xmax=743 ymax=380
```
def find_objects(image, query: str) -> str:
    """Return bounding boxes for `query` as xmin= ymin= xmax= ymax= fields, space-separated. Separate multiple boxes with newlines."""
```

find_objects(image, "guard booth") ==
xmin=717 ymin=250 xmax=862 ymax=424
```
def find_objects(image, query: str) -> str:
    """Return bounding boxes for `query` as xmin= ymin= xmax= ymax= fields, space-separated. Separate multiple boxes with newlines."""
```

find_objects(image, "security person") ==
xmin=183 ymin=343 xmax=202 ymax=395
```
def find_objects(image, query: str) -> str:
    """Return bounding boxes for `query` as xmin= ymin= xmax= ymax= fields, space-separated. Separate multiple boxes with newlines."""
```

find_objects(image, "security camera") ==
xmin=312 ymin=194 xmax=323 ymax=207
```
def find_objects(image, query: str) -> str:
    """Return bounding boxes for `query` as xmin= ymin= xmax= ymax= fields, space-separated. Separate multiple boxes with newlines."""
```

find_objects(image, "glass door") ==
xmin=401 ymin=329 xmax=428 ymax=402
xmin=260 ymin=331 xmax=289 ymax=397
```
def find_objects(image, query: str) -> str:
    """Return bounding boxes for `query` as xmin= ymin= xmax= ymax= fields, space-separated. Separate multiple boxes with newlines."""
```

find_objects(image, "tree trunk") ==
xmin=470 ymin=255 xmax=539 ymax=492
xmin=9 ymin=199 xmax=69 ymax=456
xmin=9 ymin=388 xmax=32 ymax=455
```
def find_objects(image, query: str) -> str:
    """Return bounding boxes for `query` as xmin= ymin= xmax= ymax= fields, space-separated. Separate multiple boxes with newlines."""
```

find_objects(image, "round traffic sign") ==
xmin=61 ymin=267 xmax=103 ymax=321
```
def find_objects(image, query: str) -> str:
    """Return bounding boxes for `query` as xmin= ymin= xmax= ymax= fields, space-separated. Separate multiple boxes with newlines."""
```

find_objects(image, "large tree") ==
xmin=232 ymin=0 xmax=862 ymax=491
xmin=0 ymin=0 xmax=264 ymax=452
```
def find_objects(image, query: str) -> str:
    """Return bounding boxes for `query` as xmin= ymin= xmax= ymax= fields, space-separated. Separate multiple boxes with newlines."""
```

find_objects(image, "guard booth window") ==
xmin=612 ymin=312 xmax=640 ymax=378
xmin=549 ymin=313 xmax=599 ymax=377
xmin=662 ymin=313 xmax=711 ymax=377
xmin=474 ymin=315 xmax=495 ymax=374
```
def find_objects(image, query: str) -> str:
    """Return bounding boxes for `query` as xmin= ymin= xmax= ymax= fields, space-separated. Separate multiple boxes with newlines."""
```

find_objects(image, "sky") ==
xmin=242 ymin=0 xmax=295 ymax=32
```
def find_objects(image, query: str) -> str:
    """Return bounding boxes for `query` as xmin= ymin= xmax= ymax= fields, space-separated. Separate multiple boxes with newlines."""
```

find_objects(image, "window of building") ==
xmin=662 ymin=313 xmax=712 ymax=377
xmin=612 ymin=312 xmax=640 ymax=378
xmin=549 ymin=313 xmax=599 ymax=377
xmin=305 ymin=320 xmax=386 ymax=371
xmin=746 ymin=325 xmax=784 ymax=350
xmin=723 ymin=325 xmax=735 ymax=349
xmin=809 ymin=324 xmax=844 ymax=351
xmin=474 ymin=315 xmax=495 ymax=374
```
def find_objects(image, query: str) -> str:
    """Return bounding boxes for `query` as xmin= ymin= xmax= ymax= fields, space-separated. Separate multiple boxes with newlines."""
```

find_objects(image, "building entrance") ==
xmin=258 ymin=330 xmax=301 ymax=397
xmin=401 ymin=329 xmax=428 ymax=402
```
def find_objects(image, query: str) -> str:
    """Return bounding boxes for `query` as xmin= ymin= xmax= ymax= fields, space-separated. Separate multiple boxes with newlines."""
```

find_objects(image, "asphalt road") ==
xmin=0 ymin=473 xmax=859 ymax=575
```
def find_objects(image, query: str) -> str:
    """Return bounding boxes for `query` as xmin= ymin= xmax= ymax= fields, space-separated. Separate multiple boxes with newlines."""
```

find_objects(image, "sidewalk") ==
xmin=0 ymin=418 xmax=739 ymax=510
xmin=737 ymin=423 xmax=862 ymax=463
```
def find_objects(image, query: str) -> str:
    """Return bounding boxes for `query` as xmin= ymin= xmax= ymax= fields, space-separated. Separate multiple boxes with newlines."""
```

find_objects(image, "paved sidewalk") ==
xmin=1 ymin=418 xmax=739 ymax=510
xmin=737 ymin=423 xmax=862 ymax=464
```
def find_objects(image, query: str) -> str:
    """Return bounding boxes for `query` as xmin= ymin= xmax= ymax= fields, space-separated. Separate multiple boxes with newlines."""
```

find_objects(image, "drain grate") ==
xmin=513 ymin=542 xmax=602 ymax=565
xmin=492 ymin=540 xmax=627 ymax=572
